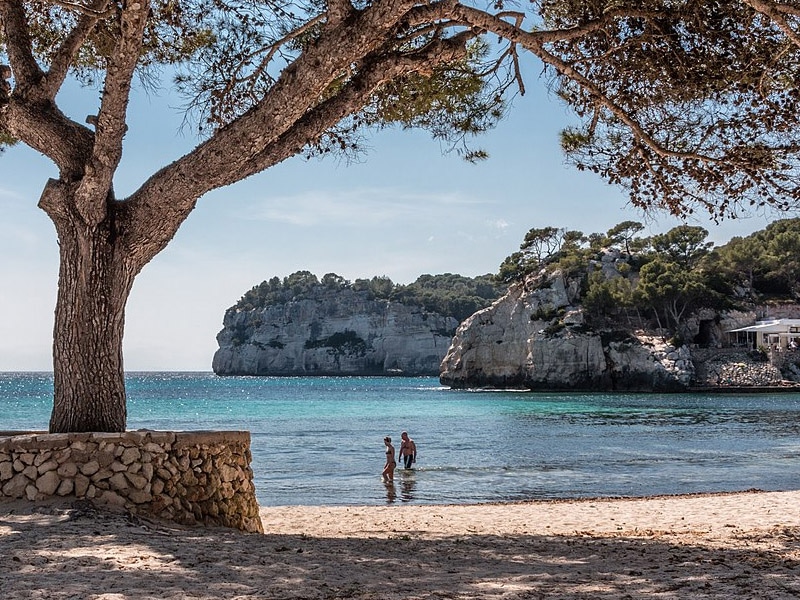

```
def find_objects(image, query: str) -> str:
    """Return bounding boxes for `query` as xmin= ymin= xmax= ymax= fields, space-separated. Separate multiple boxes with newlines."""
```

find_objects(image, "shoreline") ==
xmin=3 ymin=489 xmax=800 ymax=599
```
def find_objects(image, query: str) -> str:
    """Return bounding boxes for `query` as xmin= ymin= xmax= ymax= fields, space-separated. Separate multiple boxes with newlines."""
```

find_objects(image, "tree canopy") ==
xmin=3 ymin=0 xmax=800 ymax=431
xmin=235 ymin=271 xmax=502 ymax=323
xmin=500 ymin=218 xmax=800 ymax=336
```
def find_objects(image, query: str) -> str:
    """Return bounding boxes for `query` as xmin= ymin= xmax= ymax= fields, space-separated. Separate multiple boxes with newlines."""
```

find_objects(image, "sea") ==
xmin=2 ymin=372 xmax=800 ymax=507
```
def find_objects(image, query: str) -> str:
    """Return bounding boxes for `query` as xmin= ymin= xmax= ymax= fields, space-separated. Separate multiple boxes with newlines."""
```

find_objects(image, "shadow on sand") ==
xmin=1 ymin=501 xmax=799 ymax=599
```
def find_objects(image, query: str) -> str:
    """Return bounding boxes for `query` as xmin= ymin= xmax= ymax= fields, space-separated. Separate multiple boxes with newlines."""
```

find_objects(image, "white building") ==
xmin=727 ymin=319 xmax=800 ymax=350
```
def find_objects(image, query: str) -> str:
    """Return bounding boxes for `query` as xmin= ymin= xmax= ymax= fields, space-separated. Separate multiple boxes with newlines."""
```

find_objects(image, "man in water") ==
xmin=399 ymin=431 xmax=417 ymax=469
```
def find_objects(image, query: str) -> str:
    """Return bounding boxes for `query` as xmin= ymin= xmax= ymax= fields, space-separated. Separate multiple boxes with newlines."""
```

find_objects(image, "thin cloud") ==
xmin=0 ymin=187 xmax=24 ymax=203
xmin=248 ymin=188 xmax=491 ymax=227
xmin=490 ymin=218 xmax=510 ymax=230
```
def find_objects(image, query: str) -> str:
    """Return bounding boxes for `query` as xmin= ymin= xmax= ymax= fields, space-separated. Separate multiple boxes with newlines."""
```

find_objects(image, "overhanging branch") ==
xmin=122 ymin=30 xmax=474 ymax=266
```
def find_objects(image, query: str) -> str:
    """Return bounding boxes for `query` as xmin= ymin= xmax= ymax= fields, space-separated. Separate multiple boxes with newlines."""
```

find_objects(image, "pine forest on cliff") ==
xmin=228 ymin=217 xmax=800 ymax=334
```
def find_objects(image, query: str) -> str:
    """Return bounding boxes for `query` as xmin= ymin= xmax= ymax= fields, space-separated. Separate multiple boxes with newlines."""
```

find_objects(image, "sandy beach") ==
xmin=2 ymin=490 xmax=800 ymax=599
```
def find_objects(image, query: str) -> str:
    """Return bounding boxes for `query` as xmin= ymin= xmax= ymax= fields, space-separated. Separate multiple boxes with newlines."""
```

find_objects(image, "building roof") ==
xmin=727 ymin=319 xmax=800 ymax=333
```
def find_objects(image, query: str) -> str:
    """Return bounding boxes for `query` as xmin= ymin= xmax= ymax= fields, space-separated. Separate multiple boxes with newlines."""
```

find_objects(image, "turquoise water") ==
xmin=2 ymin=372 xmax=800 ymax=506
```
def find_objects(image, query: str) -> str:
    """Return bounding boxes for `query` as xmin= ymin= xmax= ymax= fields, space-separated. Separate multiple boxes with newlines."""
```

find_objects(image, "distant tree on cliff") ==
xmin=757 ymin=219 xmax=800 ymax=297
xmin=650 ymin=226 xmax=714 ymax=270
xmin=4 ymin=1 xmax=800 ymax=431
xmin=606 ymin=221 xmax=644 ymax=256
xmin=635 ymin=257 xmax=711 ymax=332
xmin=392 ymin=272 xmax=502 ymax=321
xmin=711 ymin=218 xmax=800 ymax=296
xmin=496 ymin=226 xmax=589 ymax=283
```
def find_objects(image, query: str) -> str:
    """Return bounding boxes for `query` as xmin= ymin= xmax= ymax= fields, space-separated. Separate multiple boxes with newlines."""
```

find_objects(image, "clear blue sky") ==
xmin=0 ymin=67 xmax=777 ymax=371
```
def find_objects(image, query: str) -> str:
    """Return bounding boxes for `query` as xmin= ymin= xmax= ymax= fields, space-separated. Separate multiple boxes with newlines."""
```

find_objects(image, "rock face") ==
xmin=213 ymin=288 xmax=459 ymax=376
xmin=439 ymin=272 xmax=694 ymax=391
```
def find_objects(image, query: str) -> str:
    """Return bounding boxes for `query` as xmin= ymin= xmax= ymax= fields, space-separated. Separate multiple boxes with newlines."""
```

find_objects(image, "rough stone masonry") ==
xmin=0 ymin=430 xmax=263 ymax=533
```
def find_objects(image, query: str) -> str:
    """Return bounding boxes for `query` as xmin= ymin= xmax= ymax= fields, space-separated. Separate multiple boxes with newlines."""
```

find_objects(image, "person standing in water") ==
xmin=382 ymin=436 xmax=396 ymax=482
xmin=399 ymin=431 xmax=417 ymax=469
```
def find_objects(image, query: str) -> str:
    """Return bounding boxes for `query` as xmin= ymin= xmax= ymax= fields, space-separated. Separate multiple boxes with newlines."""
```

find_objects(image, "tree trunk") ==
xmin=47 ymin=198 xmax=134 ymax=433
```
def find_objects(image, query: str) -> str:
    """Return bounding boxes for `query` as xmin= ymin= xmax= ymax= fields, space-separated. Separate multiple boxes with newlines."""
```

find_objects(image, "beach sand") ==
xmin=2 ymin=490 xmax=800 ymax=599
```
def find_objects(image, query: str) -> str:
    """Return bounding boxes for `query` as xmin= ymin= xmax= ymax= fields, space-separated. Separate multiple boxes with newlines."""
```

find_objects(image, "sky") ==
xmin=0 ymin=64 xmax=782 ymax=372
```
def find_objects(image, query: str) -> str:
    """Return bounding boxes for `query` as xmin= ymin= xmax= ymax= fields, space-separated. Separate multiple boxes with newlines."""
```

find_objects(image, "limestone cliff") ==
xmin=213 ymin=287 xmax=459 ymax=376
xmin=439 ymin=271 xmax=695 ymax=391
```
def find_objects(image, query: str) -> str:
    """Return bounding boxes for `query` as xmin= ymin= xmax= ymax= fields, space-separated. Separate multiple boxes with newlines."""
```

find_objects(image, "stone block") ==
xmin=56 ymin=478 xmax=74 ymax=496
xmin=121 ymin=447 xmax=141 ymax=465
xmin=74 ymin=474 xmax=90 ymax=497
xmin=127 ymin=489 xmax=152 ymax=504
xmin=110 ymin=461 xmax=127 ymax=472
xmin=96 ymin=450 xmax=115 ymax=468
xmin=36 ymin=470 xmax=61 ymax=495
xmin=99 ymin=490 xmax=126 ymax=507
xmin=33 ymin=451 xmax=54 ymax=467
xmin=92 ymin=468 xmax=113 ymax=481
xmin=37 ymin=459 xmax=59 ymax=474
xmin=0 ymin=461 xmax=12 ymax=481
xmin=151 ymin=478 xmax=165 ymax=496
xmin=57 ymin=462 xmax=78 ymax=478
xmin=109 ymin=472 xmax=128 ymax=491
xmin=80 ymin=459 xmax=100 ymax=476
xmin=125 ymin=472 xmax=149 ymax=490
xmin=25 ymin=485 xmax=38 ymax=501
xmin=2 ymin=473 xmax=30 ymax=497
xmin=180 ymin=471 xmax=198 ymax=487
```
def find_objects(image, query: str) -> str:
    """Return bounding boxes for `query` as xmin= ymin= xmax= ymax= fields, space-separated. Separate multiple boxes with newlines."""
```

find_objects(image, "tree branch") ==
xmin=326 ymin=0 xmax=353 ymax=27
xmin=74 ymin=0 xmax=151 ymax=226
xmin=231 ymin=32 xmax=474 ymax=183
xmin=209 ymin=13 xmax=326 ymax=119
xmin=134 ymin=0 xmax=421 ymax=203
xmin=743 ymin=0 xmax=800 ymax=47
xmin=3 ymin=99 xmax=94 ymax=179
xmin=121 ymin=30 xmax=474 ymax=267
xmin=449 ymin=4 xmax=723 ymax=166
xmin=46 ymin=0 xmax=116 ymax=17
xmin=0 ymin=0 xmax=45 ymax=92
xmin=44 ymin=0 xmax=113 ymax=99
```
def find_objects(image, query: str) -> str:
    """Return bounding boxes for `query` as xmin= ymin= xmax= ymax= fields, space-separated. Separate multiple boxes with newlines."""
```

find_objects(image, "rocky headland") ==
xmin=439 ymin=269 xmax=695 ymax=391
xmin=440 ymin=256 xmax=800 ymax=392
xmin=215 ymin=220 xmax=800 ymax=389
xmin=213 ymin=286 xmax=460 ymax=376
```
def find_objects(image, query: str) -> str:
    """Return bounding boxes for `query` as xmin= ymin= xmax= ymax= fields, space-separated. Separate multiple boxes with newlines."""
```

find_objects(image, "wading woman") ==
xmin=382 ymin=436 xmax=396 ymax=483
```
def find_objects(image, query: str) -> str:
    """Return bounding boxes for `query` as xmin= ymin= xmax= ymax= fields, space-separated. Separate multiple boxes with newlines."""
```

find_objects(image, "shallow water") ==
xmin=2 ymin=372 xmax=800 ymax=506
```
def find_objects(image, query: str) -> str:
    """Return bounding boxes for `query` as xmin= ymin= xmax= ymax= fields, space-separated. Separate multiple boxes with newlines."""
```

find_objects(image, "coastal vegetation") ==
xmin=233 ymin=217 xmax=800 ymax=343
xmin=498 ymin=218 xmax=800 ymax=337
xmin=3 ymin=2 xmax=800 ymax=431
xmin=235 ymin=272 xmax=503 ymax=323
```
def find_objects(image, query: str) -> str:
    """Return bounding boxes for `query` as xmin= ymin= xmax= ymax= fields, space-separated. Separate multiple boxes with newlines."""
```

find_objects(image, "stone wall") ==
xmin=0 ymin=430 xmax=263 ymax=533
xmin=691 ymin=348 xmax=785 ymax=387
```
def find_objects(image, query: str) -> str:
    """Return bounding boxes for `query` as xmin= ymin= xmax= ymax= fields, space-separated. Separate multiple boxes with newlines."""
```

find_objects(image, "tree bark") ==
xmin=42 ymin=181 xmax=134 ymax=433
